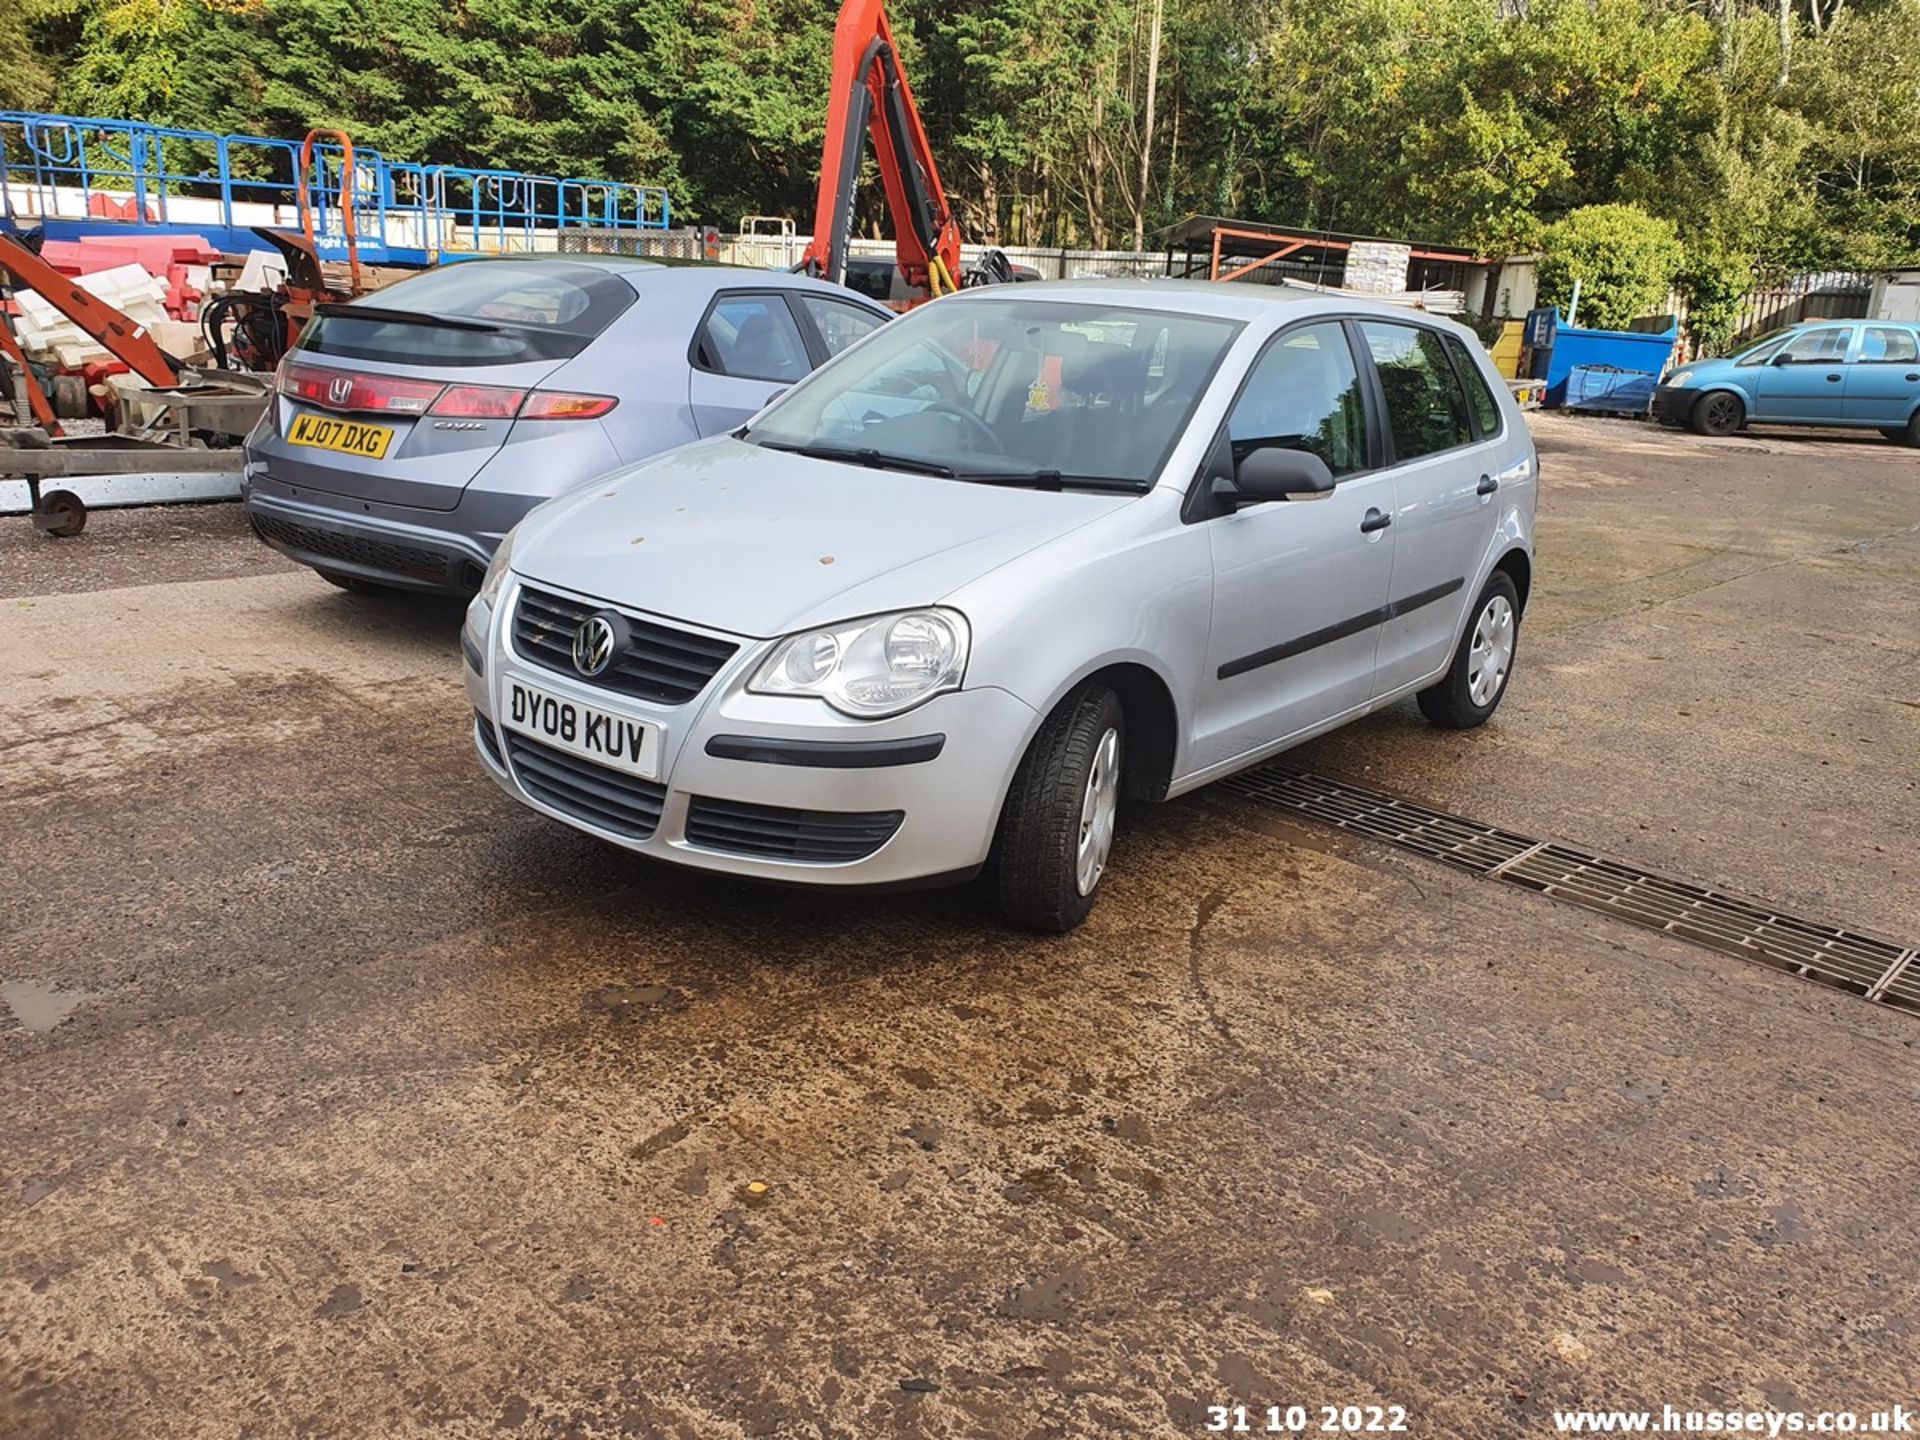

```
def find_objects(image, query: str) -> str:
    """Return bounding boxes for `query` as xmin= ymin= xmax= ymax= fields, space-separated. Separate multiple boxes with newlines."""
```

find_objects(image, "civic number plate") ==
xmin=287 ymin=411 xmax=396 ymax=459
xmin=503 ymin=676 xmax=661 ymax=780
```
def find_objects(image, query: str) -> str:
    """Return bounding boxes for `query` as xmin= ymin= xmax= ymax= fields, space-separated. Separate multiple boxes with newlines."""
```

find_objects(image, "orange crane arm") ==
xmin=0 ymin=232 xmax=181 ymax=389
xmin=800 ymin=0 xmax=964 ymax=297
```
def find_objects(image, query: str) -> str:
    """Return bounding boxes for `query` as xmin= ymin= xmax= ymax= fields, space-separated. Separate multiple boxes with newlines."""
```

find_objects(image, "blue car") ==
xmin=1651 ymin=319 xmax=1920 ymax=445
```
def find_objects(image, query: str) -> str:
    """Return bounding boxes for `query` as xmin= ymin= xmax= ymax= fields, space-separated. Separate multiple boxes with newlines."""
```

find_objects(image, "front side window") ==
xmin=800 ymin=295 xmax=886 ymax=356
xmin=697 ymin=294 xmax=811 ymax=383
xmin=1360 ymin=321 xmax=1474 ymax=461
xmin=1733 ymin=327 xmax=1795 ymax=367
xmin=1775 ymin=327 xmax=1852 ymax=364
xmin=1226 ymin=322 xmax=1367 ymax=478
xmin=744 ymin=299 xmax=1242 ymax=489
xmin=1860 ymin=327 xmax=1920 ymax=364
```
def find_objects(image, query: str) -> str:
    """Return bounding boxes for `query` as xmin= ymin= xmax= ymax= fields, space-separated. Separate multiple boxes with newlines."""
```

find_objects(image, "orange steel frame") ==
xmin=1206 ymin=224 xmax=1482 ymax=285
xmin=296 ymin=128 xmax=363 ymax=297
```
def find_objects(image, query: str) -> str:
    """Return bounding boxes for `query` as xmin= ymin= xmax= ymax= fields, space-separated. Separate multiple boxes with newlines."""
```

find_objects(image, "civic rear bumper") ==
xmin=244 ymin=477 xmax=534 ymax=594
xmin=466 ymin=582 xmax=1038 ymax=887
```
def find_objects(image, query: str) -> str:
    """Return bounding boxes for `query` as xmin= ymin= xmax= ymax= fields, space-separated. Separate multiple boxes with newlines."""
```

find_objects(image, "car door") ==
xmin=1360 ymin=321 xmax=1512 ymax=695
xmin=1842 ymin=325 xmax=1920 ymax=428
xmin=687 ymin=291 xmax=816 ymax=436
xmin=1752 ymin=325 xmax=1855 ymax=422
xmin=1193 ymin=319 xmax=1397 ymax=770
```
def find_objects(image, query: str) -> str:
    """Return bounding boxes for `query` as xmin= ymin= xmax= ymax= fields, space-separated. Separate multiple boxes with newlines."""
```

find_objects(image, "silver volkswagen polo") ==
xmin=466 ymin=280 xmax=1536 ymax=930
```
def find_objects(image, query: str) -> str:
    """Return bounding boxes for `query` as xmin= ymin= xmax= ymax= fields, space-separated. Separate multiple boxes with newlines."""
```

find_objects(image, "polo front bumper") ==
xmin=466 ymin=582 xmax=1038 ymax=888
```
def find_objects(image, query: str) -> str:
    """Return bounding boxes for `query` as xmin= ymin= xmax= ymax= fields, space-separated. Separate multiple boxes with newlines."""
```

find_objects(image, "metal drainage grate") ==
xmin=1219 ymin=766 xmax=1920 ymax=1014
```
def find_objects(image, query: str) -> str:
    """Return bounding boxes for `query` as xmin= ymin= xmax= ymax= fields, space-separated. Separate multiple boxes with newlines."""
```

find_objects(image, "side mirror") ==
xmin=1769 ymin=351 xmax=1795 ymax=367
xmin=1232 ymin=445 xmax=1336 ymax=502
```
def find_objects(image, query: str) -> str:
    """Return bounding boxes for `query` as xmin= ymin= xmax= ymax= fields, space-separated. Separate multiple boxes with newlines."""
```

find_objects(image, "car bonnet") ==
xmin=510 ymin=436 xmax=1132 ymax=639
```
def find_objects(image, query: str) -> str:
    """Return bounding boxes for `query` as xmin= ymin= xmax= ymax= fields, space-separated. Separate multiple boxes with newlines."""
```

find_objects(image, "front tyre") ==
xmin=1689 ymin=390 xmax=1744 ymax=437
xmin=1418 ymin=572 xmax=1520 ymax=729
xmin=993 ymin=683 xmax=1125 ymax=933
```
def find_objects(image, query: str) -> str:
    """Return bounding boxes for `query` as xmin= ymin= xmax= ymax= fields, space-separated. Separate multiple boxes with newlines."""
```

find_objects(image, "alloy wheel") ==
xmin=1704 ymin=393 xmax=1741 ymax=433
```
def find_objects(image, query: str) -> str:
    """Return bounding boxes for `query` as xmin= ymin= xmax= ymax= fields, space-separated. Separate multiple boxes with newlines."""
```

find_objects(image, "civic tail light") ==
xmin=277 ymin=361 xmax=615 ymax=422
xmin=520 ymin=391 xmax=618 ymax=420
xmin=276 ymin=360 xmax=443 ymax=415
xmin=430 ymin=384 xmax=527 ymax=418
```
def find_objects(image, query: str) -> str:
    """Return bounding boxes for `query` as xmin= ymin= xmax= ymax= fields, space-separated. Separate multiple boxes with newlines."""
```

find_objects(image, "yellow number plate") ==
xmin=287 ymin=411 xmax=396 ymax=459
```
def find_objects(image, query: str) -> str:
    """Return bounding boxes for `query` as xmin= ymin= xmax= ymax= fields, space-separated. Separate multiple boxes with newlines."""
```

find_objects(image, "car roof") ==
xmin=940 ymin=275 xmax=1462 ymax=326
xmin=432 ymin=252 xmax=883 ymax=304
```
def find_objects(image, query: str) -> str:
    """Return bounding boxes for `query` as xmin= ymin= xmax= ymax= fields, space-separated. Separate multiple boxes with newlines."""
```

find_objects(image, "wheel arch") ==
xmin=1012 ymin=656 xmax=1184 ymax=806
xmin=1492 ymin=546 xmax=1532 ymax=615
xmin=1694 ymin=384 xmax=1749 ymax=419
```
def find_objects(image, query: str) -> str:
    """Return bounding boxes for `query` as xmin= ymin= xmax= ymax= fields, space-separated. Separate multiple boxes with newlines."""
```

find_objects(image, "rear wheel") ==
xmin=1418 ymin=573 xmax=1520 ymax=730
xmin=1689 ymin=390 xmax=1744 ymax=437
xmin=1892 ymin=412 xmax=1920 ymax=447
xmin=316 ymin=569 xmax=399 ymax=596
xmin=992 ymin=683 xmax=1125 ymax=934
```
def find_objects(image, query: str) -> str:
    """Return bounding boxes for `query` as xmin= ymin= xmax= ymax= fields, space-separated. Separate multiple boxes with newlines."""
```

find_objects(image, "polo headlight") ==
xmin=477 ymin=525 xmax=518 ymax=605
xmin=466 ymin=526 xmax=518 ymax=664
xmin=751 ymin=608 xmax=969 ymax=717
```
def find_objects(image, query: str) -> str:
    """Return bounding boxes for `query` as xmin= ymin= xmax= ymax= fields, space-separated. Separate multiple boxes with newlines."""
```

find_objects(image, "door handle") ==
xmin=1476 ymin=473 xmax=1498 ymax=495
xmin=1359 ymin=508 xmax=1392 ymax=534
xmin=1906 ymin=373 xmax=1919 ymax=383
xmin=1826 ymin=373 xmax=1842 ymax=383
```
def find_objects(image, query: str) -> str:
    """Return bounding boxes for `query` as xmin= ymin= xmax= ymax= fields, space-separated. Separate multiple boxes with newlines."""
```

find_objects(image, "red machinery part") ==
xmin=800 ymin=0 xmax=964 ymax=298
xmin=0 ymin=232 xmax=182 ymax=390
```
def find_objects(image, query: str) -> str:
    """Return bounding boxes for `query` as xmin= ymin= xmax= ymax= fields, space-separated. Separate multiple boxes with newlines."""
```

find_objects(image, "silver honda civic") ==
xmin=242 ymin=257 xmax=891 ymax=593
xmin=466 ymin=279 xmax=1537 ymax=930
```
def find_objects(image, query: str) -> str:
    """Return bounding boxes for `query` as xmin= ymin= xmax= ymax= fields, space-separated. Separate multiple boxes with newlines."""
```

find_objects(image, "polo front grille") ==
xmin=504 ymin=730 xmax=667 ymax=839
xmin=512 ymin=586 xmax=738 ymax=706
xmin=251 ymin=512 xmax=449 ymax=584
xmin=685 ymin=797 xmax=903 ymax=864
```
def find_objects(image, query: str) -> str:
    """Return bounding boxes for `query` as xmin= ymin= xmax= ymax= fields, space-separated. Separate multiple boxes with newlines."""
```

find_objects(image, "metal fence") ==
xmin=1730 ymin=271 xmax=1873 ymax=342
xmin=1670 ymin=270 xmax=1876 ymax=359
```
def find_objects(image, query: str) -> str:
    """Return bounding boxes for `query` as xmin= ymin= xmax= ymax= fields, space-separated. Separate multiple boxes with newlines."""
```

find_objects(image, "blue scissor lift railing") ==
xmin=0 ymin=111 xmax=671 ymax=267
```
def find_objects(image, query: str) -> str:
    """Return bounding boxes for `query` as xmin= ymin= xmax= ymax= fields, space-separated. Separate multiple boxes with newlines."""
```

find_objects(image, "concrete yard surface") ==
xmin=2 ymin=413 xmax=1917 ymax=1438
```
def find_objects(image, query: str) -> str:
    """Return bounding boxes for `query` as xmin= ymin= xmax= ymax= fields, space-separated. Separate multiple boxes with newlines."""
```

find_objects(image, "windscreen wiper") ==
xmin=754 ymin=439 xmax=956 ymax=478
xmin=956 ymin=469 xmax=1148 ymax=493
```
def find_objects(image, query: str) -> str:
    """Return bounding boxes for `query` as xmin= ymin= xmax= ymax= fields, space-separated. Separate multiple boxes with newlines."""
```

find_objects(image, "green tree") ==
xmin=1537 ymin=203 xmax=1686 ymax=329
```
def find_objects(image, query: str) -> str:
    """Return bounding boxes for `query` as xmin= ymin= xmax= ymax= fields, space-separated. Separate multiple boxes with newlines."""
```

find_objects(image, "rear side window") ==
xmin=1861 ymin=327 xmax=1919 ymax=364
xmin=1227 ymin=322 xmax=1367 ymax=478
xmin=1445 ymin=335 xmax=1504 ymax=437
xmin=1360 ymin=321 xmax=1474 ymax=461
xmin=800 ymin=295 xmax=886 ymax=356
xmin=695 ymin=294 xmax=812 ymax=383
xmin=297 ymin=260 xmax=637 ymax=366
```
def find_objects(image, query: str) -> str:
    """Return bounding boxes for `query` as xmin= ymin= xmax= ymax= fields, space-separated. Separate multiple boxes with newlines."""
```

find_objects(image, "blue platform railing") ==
xmin=0 ymin=111 xmax=672 ymax=266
